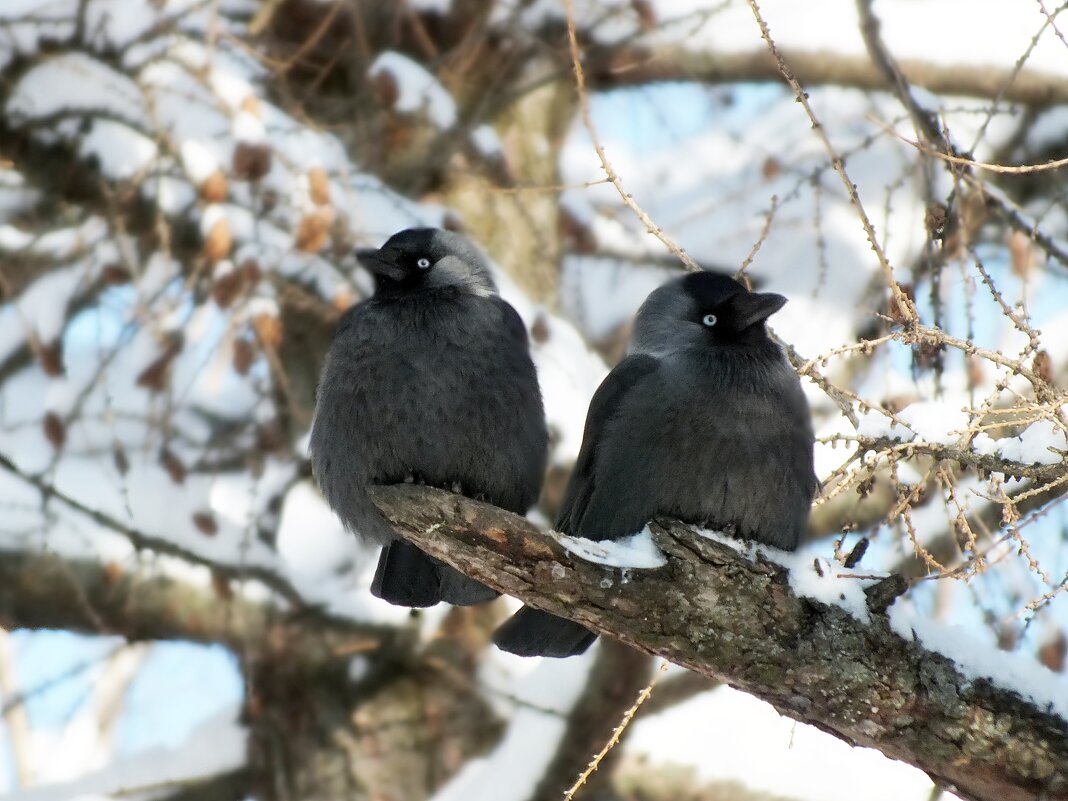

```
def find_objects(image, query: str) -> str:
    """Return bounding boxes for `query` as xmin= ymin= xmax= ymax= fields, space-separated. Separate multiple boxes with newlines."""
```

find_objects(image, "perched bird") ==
xmin=493 ymin=272 xmax=817 ymax=657
xmin=310 ymin=228 xmax=548 ymax=608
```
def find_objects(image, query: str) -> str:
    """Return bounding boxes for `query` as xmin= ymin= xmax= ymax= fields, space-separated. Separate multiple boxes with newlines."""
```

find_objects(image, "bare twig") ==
xmin=561 ymin=662 xmax=668 ymax=800
xmin=563 ymin=0 xmax=702 ymax=272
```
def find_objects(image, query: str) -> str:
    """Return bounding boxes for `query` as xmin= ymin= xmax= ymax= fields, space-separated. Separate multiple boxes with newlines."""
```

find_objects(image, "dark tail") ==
xmin=372 ymin=539 xmax=499 ymax=608
xmin=492 ymin=606 xmax=596 ymax=658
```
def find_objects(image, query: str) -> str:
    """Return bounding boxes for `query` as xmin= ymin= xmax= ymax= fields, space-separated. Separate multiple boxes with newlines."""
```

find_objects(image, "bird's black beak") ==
xmin=356 ymin=247 xmax=406 ymax=282
xmin=731 ymin=291 xmax=787 ymax=329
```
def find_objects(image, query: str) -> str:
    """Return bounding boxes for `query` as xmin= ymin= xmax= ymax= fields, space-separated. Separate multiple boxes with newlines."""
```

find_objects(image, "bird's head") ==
xmin=630 ymin=272 xmax=786 ymax=356
xmin=355 ymin=228 xmax=497 ymax=297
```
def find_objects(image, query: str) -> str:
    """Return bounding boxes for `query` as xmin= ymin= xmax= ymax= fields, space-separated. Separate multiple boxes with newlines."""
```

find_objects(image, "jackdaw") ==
xmin=310 ymin=227 xmax=548 ymax=608
xmin=493 ymin=271 xmax=817 ymax=657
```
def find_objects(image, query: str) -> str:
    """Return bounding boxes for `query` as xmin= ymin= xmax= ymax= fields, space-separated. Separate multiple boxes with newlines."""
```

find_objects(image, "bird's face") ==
xmin=630 ymin=272 xmax=787 ymax=356
xmin=355 ymin=228 xmax=497 ymax=297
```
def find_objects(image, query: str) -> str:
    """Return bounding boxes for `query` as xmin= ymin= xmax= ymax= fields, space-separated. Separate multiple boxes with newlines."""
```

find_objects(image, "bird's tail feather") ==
xmin=372 ymin=539 xmax=500 ymax=608
xmin=492 ymin=606 xmax=596 ymax=658
xmin=437 ymin=563 xmax=501 ymax=605
xmin=371 ymin=539 xmax=442 ymax=607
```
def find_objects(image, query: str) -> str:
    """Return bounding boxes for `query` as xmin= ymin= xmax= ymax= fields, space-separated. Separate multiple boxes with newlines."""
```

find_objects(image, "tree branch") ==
xmin=585 ymin=44 xmax=1068 ymax=107
xmin=369 ymin=485 xmax=1068 ymax=801
xmin=0 ymin=547 xmax=402 ymax=673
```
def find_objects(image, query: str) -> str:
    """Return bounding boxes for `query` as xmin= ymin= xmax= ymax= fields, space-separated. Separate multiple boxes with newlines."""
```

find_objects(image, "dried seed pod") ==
xmin=887 ymin=284 xmax=915 ymax=324
xmin=103 ymin=562 xmax=124 ymax=585
xmin=308 ymin=167 xmax=330 ymax=206
xmin=232 ymin=142 xmax=272 ymax=181
xmin=252 ymin=313 xmax=283 ymax=349
xmin=192 ymin=511 xmax=218 ymax=537
xmin=203 ymin=218 xmax=233 ymax=263
xmin=232 ymin=337 xmax=255 ymax=375
xmin=43 ymin=412 xmax=65 ymax=449
xmin=925 ymin=203 xmax=948 ymax=240
xmin=112 ymin=442 xmax=130 ymax=475
xmin=1008 ymin=229 xmax=1034 ymax=277
xmin=240 ymin=95 xmax=262 ymax=118
xmin=102 ymin=263 xmax=132 ymax=285
xmin=1034 ymin=350 xmax=1053 ymax=385
xmin=38 ymin=340 xmax=64 ymax=377
xmin=1039 ymin=630 xmax=1066 ymax=673
xmin=160 ymin=447 xmax=187 ymax=484
xmin=212 ymin=263 xmax=243 ymax=308
xmin=295 ymin=212 xmax=330 ymax=253
xmin=240 ymin=259 xmax=262 ymax=286
xmin=136 ymin=340 xmax=182 ymax=392
xmin=530 ymin=314 xmax=550 ymax=344
xmin=199 ymin=169 xmax=229 ymax=203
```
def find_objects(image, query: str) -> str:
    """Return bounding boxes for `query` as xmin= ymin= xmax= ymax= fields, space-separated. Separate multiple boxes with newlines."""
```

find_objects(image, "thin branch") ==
xmin=745 ymin=0 xmax=916 ymax=322
xmin=0 ymin=450 xmax=308 ymax=610
xmin=563 ymin=0 xmax=702 ymax=272
xmin=562 ymin=661 xmax=668 ymax=801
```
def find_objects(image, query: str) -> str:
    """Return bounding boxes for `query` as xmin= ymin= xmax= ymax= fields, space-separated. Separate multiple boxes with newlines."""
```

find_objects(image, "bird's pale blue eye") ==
xmin=416 ymin=257 xmax=431 ymax=270
xmin=702 ymin=313 xmax=717 ymax=327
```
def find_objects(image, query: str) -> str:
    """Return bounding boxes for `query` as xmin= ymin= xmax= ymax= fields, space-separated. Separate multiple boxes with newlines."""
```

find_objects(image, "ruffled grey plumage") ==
xmin=310 ymin=228 xmax=547 ymax=607
xmin=494 ymin=271 xmax=816 ymax=656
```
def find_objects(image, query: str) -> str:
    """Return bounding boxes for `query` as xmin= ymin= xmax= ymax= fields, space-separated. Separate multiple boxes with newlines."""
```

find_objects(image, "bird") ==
xmin=493 ymin=271 xmax=817 ymax=657
xmin=310 ymin=227 xmax=548 ymax=608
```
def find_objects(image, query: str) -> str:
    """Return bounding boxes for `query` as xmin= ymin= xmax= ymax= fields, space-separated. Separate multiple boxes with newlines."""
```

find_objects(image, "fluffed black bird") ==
xmin=493 ymin=271 xmax=817 ymax=657
xmin=310 ymin=228 xmax=548 ymax=608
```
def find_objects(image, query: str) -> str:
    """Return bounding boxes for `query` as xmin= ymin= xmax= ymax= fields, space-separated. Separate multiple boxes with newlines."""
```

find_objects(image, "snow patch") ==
xmin=889 ymin=600 xmax=1068 ymax=723
xmin=369 ymin=51 xmax=457 ymax=128
xmin=557 ymin=527 xmax=667 ymax=569
xmin=973 ymin=420 xmax=1067 ymax=466
xmin=896 ymin=401 xmax=970 ymax=445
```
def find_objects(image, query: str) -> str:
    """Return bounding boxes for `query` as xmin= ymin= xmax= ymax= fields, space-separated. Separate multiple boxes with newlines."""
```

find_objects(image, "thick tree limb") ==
xmin=0 ymin=548 xmax=401 ymax=673
xmin=586 ymin=44 xmax=1068 ymax=107
xmin=370 ymin=485 xmax=1068 ymax=801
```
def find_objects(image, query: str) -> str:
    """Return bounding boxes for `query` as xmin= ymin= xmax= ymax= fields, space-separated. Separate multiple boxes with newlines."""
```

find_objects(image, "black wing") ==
xmin=490 ymin=296 xmax=532 ymax=347
xmin=555 ymin=354 xmax=659 ymax=534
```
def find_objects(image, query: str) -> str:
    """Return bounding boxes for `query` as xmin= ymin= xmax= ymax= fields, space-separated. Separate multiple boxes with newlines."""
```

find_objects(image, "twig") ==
xmin=0 ymin=450 xmax=309 ymax=610
xmin=563 ymin=0 xmax=702 ymax=272
xmin=873 ymin=117 xmax=1068 ymax=174
xmin=736 ymin=194 xmax=779 ymax=279
xmin=745 ymin=0 xmax=916 ymax=322
xmin=561 ymin=661 xmax=668 ymax=800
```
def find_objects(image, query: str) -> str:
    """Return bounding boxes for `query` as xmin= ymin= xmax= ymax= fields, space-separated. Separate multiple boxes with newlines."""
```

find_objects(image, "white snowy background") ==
xmin=1 ymin=0 xmax=1067 ymax=799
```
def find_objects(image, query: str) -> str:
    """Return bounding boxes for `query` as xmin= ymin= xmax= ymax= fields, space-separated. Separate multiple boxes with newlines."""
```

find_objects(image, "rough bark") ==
xmin=0 ymin=547 xmax=398 ymax=665
xmin=370 ymin=485 xmax=1068 ymax=801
